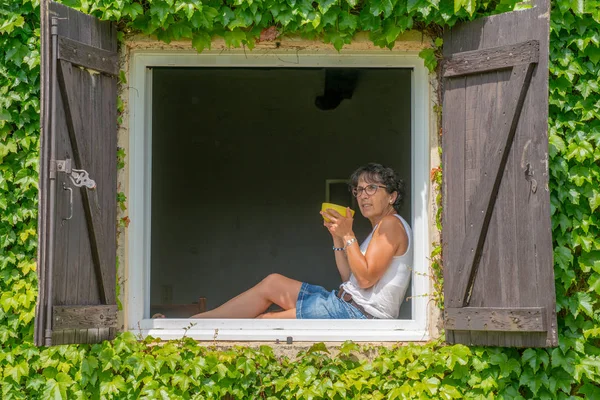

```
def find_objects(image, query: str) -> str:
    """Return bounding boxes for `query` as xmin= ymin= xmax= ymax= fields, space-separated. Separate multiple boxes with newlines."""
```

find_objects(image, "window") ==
xmin=126 ymin=51 xmax=432 ymax=341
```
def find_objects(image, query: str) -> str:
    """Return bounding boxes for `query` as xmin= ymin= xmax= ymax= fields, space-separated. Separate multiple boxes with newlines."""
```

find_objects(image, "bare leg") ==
xmin=191 ymin=274 xmax=302 ymax=319
xmin=257 ymin=308 xmax=297 ymax=319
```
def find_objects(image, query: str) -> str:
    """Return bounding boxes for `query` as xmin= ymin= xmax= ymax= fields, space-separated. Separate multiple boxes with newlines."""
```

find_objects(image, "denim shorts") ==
xmin=296 ymin=283 xmax=367 ymax=319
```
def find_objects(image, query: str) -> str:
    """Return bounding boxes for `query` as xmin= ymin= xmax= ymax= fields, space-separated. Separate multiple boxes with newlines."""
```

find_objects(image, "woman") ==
xmin=168 ymin=163 xmax=412 ymax=320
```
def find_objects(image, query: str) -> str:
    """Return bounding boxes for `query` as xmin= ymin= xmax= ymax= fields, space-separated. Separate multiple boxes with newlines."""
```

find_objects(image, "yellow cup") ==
xmin=321 ymin=203 xmax=355 ymax=222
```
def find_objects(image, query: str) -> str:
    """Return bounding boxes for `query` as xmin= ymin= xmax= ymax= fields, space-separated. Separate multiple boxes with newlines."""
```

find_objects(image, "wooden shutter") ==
xmin=441 ymin=0 xmax=557 ymax=347
xmin=35 ymin=0 xmax=118 ymax=346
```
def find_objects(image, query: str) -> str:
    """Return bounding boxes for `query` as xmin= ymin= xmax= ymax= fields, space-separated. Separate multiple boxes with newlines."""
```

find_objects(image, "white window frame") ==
xmin=127 ymin=49 xmax=431 ymax=341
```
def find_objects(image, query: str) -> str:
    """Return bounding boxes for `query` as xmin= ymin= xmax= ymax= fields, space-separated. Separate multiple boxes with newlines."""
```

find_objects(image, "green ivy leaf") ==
xmin=419 ymin=48 xmax=437 ymax=72
xmin=317 ymin=0 xmax=337 ymax=14
xmin=575 ymin=79 xmax=599 ymax=98
xmin=557 ymin=212 xmax=572 ymax=234
xmin=370 ymin=0 xmax=394 ymax=17
xmin=416 ymin=376 xmax=440 ymax=395
xmin=122 ymin=2 xmax=144 ymax=19
xmin=172 ymin=372 xmax=193 ymax=391
xmin=223 ymin=29 xmax=247 ymax=47
xmin=307 ymin=342 xmax=329 ymax=354
xmin=229 ymin=8 xmax=255 ymax=29
xmin=339 ymin=12 xmax=358 ymax=31
xmin=588 ymin=273 xmax=600 ymax=295
xmin=579 ymin=250 xmax=600 ymax=273
xmin=42 ymin=373 xmax=72 ymax=400
xmin=321 ymin=8 xmax=339 ymax=28
xmin=454 ymin=0 xmax=476 ymax=15
xmin=574 ymin=357 xmax=600 ymax=381
xmin=519 ymin=367 xmax=543 ymax=396
xmin=324 ymin=30 xmax=351 ymax=51
xmin=149 ymin=1 xmax=173 ymax=24
xmin=5 ymin=41 xmax=30 ymax=67
xmin=551 ymin=348 xmax=578 ymax=376
xmin=192 ymin=31 xmax=212 ymax=52
xmin=478 ymin=375 xmax=499 ymax=393
xmin=359 ymin=9 xmax=381 ymax=31
xmin=383 ymin=19 xmax=402 ymax=44
xmin=576 ymin=292 xmax=595 ymax=317
xmin=439 ymin=384 xmax=462 ymax=399
xmin=100 ymin=375 xmax=126 ymax=396
xmin=579 ymin=382 xmax=600 ymax=398
xmin=589 ymin=189 xmax=600 ymax=212
xmin=0 ymin=15 xmax=25 ymax=34
xmin=585 ymin=46 xmax=600 ymax=64
xmin=3 ymin=359 xmax=29 ymax=384
xmin=440 ymin=344 xmax=470 ymax=369
xmin=566 ymin=140 xmax=594 ymax=162
xmin=522 ymin=349 xmax=549 ymax=374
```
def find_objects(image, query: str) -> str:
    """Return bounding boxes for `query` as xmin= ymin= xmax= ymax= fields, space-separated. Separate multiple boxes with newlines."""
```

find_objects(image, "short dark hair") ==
xmin=350 ymin=163 xmax=406 ymax=213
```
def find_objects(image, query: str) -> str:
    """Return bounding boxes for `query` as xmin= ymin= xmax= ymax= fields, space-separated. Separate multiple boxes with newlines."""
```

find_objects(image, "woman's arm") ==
xmin=324 ymin=210 xmax=408 ymax=289
xmin=332 ymin=236 xmax=351 ymax=282
xmin=322 ymin=208 xmax=353 ymax=282
xmin=343 ymin=216 xmax=407 ymax=288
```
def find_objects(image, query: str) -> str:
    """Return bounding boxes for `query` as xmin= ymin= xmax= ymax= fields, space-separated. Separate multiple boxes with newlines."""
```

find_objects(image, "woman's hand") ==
xmin=321 ymin=207 xmax=354 ymax=238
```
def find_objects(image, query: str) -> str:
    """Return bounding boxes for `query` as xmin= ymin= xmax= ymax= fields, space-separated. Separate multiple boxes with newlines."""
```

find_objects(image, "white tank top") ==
xmin=340 ymin=214 xmax=412 ymax=319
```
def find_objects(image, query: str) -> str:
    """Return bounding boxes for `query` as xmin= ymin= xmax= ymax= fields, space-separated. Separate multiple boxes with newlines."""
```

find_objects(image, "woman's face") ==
xmin=355 ymin=174 xmax=396 ymax=219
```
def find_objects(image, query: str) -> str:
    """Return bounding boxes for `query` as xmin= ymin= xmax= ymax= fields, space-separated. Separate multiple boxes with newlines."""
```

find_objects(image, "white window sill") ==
xmin=136 ymin=319 xmax=430 ymax=342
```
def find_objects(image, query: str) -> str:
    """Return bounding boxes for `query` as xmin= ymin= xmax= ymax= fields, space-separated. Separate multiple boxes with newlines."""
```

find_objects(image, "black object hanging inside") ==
xmin=315 ymin=69 xmax=359 ymax=111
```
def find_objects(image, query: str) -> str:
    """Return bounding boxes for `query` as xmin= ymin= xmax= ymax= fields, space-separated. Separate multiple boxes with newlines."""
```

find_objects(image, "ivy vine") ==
xmin=59 ymin=0 xmax=523 ymax=52
xmin=1 ymin=0 xmax=599 ymax=398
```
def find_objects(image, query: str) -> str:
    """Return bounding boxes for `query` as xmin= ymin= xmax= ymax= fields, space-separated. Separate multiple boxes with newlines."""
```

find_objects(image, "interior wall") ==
xmin=150 ymin=67 xmax=413 ymax=318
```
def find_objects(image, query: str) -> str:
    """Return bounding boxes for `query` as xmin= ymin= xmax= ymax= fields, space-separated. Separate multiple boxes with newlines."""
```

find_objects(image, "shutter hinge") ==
xmin=50 ymin=159 xmax=96 ymax=189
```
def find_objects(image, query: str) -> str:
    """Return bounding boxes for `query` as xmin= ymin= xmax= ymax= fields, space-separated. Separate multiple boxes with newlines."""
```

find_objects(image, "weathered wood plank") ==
xmin=513 ymin=0 xmax=557 ymax=348
xmin=51 ymin=329 xmax=64 ymax=345
xmin=58 ymin=36 xmax=118 ymax=76
xmin=76 ymin=328 xmax=88 ymax=344
xmin=77 ymin=10 xmax=96 ymax=307
xmin=35 ymin=0 xmax=51 ymax=347
xmin=441 ymin=27 xmax=455 ymax=345
xmin=443 ymin=40 xmax=539 ymax=78
xmin=101 ymin=328 xmax=113 ymax=341
xmin=442 ymin=17 xmax=484 ymax=346
xmin=512 ymin=5 xmax=540 ymax=349
xmin=464 ymin=20 xmax=504 ymax=346
xmin=62 ymin=2 xmax=117 ymax=313
xmin=442 ymin=73 xmax=466 ymax=343
xmin=51 ymin=328 xmax=115 ymax=345
xmin=54 ymin=63 xmax=88 ymax=309
xmin=62 ymin=329 xmax=76 ymax=344
xmin=445 ymin=307 xmax=546 ymax=332
xmin=51 ymin=1 xmax=70 ymax=312
xmin=96 ymin=39 xmax=118 ymax=312
xmin=53 ymin=305 xmax=118 ymax=330
xmin=57 ymin=60 xmax=116 ymax=306
xmin=87 ymin=328 xmax=100 ymax=343
xmin=92 ymin=0 xmax=117 ymax=318
xmin=449 ymin=62 xmax=536 ymax=308
xmin=59 ymin=5 xmax=100 ymax=311
xmin=472 ymin=9 xmax=516 ymax=348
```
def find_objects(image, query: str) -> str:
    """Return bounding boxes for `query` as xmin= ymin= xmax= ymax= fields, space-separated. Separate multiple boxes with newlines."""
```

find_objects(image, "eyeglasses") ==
xmin=351 ymin=184 xmax=387 ymax=197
